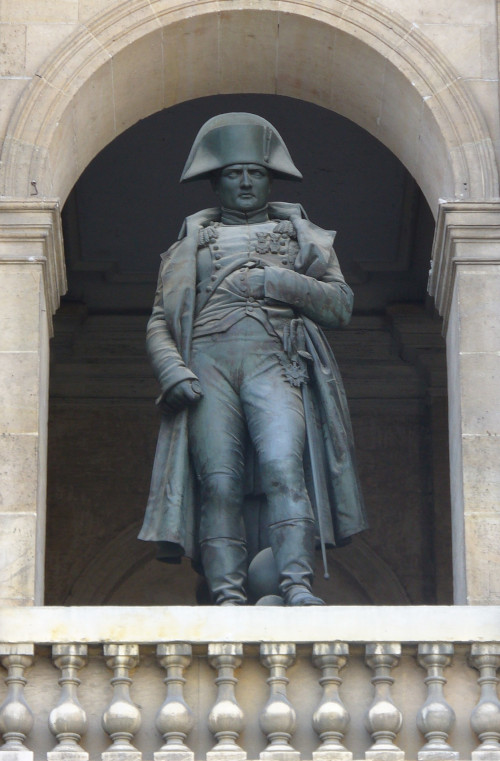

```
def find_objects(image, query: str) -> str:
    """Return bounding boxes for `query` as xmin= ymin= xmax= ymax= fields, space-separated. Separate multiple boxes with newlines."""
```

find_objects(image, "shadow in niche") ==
xmin=63 ymin=523 xmax=409 ymax=606
xmin=45 ymin=93 xmax=451 ymax=608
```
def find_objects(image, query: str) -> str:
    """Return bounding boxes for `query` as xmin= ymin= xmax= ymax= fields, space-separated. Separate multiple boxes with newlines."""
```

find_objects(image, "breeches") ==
xmin=188 ymin=318 xmax=314 ymax=542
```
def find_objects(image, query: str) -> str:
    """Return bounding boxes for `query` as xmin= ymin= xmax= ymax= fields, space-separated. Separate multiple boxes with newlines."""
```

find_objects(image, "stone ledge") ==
xmin=0 ymin=605 xmax=498 ymax=644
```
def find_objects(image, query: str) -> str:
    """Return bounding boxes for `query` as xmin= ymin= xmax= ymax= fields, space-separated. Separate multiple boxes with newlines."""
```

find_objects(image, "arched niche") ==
xmin=45 ymin=95 xmax=445 ymax=607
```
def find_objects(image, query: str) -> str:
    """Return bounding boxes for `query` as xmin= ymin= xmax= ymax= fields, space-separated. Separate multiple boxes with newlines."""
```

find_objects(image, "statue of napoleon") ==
xmin=139 ymin=113 xmax=368 ymax=606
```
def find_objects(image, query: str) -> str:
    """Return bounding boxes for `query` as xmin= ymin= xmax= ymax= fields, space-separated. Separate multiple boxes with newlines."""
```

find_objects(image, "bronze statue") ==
xmin=139 ymin=113 xmax=367 ymax=605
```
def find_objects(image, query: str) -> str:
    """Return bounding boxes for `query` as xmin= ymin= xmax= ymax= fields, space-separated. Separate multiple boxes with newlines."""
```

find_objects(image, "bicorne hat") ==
xmin=180 ymin=112 xmax=302 ymax=183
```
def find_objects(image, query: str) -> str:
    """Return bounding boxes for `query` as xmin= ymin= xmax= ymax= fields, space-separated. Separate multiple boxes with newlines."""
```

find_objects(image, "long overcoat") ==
xmin=138 ymin=202 xmax=368 ymax=561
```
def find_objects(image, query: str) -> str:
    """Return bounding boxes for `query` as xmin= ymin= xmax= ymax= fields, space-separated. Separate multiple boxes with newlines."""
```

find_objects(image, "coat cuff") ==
xmin=263 ymin=267 xmax=310 ymax=308
xmin=160 ymin=366 xmax=198 ymax=395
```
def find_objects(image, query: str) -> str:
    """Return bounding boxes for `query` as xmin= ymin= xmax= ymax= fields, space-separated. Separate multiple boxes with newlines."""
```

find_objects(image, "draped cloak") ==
xmin=138 ymin=202 xmax=368 ymax=561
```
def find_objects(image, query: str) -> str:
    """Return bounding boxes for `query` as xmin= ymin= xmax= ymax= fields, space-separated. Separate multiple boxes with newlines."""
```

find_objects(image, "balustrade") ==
xmin=312 ymin=642 xmax=351 ymax=761
xmin=154 ymin=644 xmax=194 ymax=761
xmin=0 ymin=645 xmax=34 ymax=761
xmin=364 ymin=643 xmax=403 ymax=761
xmin=47 ymin=644 xmax=88 ymax=761
xmin=207 ymin=643 xmax=246 ymax=761
xmin=469 ymin=645 xmax=500 ymax=761
xmin=259 ymin=643 xmax=299 ymax=761
xmin=416 ymin=643 xmax=457 ymax=760
xmin=0 ymin=608 xmax=498 ymax=761
xmin=101 ymin=644 xmax=141 ymax=761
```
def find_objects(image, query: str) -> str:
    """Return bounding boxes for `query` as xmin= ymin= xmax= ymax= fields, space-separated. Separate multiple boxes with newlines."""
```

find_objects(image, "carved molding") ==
xmin=428 ymin=201 xmax=500 ymax=330
xmin=0 ymin=200 xmax=66 ymax=331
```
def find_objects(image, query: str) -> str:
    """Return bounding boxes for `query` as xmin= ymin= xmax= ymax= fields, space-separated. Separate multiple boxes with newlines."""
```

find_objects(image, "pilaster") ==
xmin=0 ymin=200 xmax=65 ymax=606
xmin=428 ymin=201 xmax=500 ymax=604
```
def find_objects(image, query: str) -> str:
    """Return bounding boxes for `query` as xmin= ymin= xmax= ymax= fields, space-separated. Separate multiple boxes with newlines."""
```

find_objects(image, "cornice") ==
xmin=428 ymin=201 xmax=500 ymax=331
xmin=0 ymin=200 xmax=66 ymax=333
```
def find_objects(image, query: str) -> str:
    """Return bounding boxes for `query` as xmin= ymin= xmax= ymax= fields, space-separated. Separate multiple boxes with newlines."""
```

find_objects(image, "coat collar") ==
xmin=177 ymin=202 xmax=309 ymax=239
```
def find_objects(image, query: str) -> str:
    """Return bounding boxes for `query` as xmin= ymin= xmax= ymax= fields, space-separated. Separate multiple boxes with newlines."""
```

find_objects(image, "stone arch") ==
xmin=0 ymin=0 xmax=497 ymax=220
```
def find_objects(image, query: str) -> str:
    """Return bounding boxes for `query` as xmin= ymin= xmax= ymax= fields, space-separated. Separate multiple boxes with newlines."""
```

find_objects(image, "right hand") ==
xmin=159 ymin=379 xmax=203 ymax=413
xmin=245 ymin=259 xmax=266 ymax=299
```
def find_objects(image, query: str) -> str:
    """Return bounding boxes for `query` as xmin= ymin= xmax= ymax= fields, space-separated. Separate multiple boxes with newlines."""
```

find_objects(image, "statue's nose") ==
xmin=240 ymin=168 xmax=252 ymax=187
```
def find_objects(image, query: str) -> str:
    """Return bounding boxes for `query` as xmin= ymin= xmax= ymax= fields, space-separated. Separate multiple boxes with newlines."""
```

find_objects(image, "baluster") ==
xmin=102 ymin=644 xmax=141 ymax=761
xmin=312 ymin=643 xmax=352 ymax=761
xmin=48 ymin=644 xmax=88 ymax=761
xmin=207 ymin=643 xmax=246 ymax=761
xmin=0 ymin=644 xmax=34 ymax=761
xmin=259 ymin=643 xmax=299 ymax=761
xmin=417 ymin=644 xmax=457 ymax=760
xmin=364 ymin=643 xmax=403 ymax=761
xmin=469 ymin=644 xmax=500 ymax=760
xmin=154 ymin=644 xmax=194 ymax=761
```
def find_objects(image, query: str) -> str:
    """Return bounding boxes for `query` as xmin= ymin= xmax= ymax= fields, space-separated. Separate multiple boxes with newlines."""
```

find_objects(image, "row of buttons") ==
xmin=211 ymin=239 xmax=287 ymax=249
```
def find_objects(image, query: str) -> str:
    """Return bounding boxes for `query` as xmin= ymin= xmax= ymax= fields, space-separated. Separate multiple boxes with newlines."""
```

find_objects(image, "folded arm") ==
xmin=263 ymin=250 xmax=353 ymax=328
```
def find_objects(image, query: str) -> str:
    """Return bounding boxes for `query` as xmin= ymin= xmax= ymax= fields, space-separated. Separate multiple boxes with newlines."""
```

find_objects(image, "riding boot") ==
xmin=268 ymin=519 xmax=325 ymax=606
xmin=200 ymin=537 xmax=248 ymax=605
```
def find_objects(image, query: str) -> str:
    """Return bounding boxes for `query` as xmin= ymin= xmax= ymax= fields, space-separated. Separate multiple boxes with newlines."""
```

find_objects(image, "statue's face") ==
xmin=214 ymin=164 xmax=271 ymax=212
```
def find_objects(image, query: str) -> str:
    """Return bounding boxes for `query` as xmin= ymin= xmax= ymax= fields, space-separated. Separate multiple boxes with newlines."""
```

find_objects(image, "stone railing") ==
xmin=0 ymin=607 xmax=499 ymax=761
